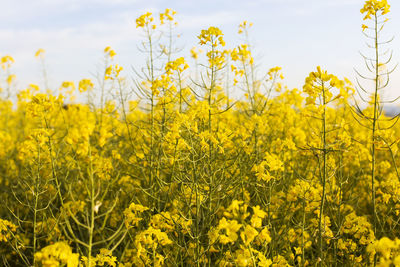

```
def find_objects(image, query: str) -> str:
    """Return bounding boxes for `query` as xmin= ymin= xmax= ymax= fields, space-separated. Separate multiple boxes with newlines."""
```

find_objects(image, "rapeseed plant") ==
xmin=1 ymin=1 xmax=400 ymax=266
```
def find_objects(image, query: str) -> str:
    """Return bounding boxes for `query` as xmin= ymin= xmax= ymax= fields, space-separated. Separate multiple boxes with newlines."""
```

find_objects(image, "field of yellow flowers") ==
xmin=1 ymin=0 xmax=400 ymax=266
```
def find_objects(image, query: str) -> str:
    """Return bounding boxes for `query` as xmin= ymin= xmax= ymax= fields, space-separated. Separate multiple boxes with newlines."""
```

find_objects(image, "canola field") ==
xmin=1 ymin=0 xmax=400 ymax=266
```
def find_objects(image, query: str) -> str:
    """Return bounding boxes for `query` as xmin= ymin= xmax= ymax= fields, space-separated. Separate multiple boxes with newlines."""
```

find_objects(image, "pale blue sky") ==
xmin=1 ymin=0 xmax=400 ymax=100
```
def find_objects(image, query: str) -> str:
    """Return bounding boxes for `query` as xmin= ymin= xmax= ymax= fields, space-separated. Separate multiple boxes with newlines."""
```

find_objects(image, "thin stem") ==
xmin=318 ymin=81 xmax=327 ymax=266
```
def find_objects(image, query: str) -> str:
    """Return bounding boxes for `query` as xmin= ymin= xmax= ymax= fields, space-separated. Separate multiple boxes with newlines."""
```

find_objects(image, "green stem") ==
xmin=371 ymin=13 xmax=379 ymax=237
xmin=318 ymin=81 xmax=327 ymax=266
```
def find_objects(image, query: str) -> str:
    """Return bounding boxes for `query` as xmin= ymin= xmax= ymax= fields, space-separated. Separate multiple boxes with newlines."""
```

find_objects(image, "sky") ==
xmin=1 ymin=0 xmax=400 ymax=102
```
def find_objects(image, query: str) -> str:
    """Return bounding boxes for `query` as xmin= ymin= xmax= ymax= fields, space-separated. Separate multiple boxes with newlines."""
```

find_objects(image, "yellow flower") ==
xmin=160 ymin=8 xmax=177 ymax=25
xmin=6 ymin=74 xmax=16 ymax=85
xmin=360 ymin=0 xmax=390 ymax=20
xmin=303 ymin=67 xmax=344 ymax=105
xmin=251 ymin=205 xmax=267 ymax=228
xmin=238 ymin=20 xmax=253 ymax=34
xmin=105 ymin=64 xmax=123 ymax=80
xmin=34 ymin=242 xmax=79 ymax=267
xmin=190 ymin=47 xmax=201 ymax=59
xmin=217 ymin=217 xmax=242 ymax=244
xmin=29 ymin=84 xmax=40 ymax=91
xmin=60 ymin=81 xmax=75 ymax=90
xmin=104 ymin=46 xmax=116 ymax=59
xmin=198 ymin=26 xmax=225 ymax=47
xmin=35 ymin=48 xmax=45 ymax=58
xmin=165 ymin=57 xmax=189 ymax=74
xmin=136 ymin=12 xmax=154 ymax=28
xmin=95 ymin=249 xmax=117 ymax=267
xmin=78 ymin=79 xmax=94 ymax=92
xmin=0 ymin=219 xmax=17 ymax=242
xmin=124 ymin=202 xmax=149 ymax=227
xmin=240 ymin=225 xmax=258 ymax=246
xmin=1 ymin=55 xmax=14 ymax=69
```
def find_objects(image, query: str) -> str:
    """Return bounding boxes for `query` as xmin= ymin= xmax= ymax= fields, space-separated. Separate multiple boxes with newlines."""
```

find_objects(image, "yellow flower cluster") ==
xmin=303 ymin=66 xmax=345 ymax=105
xmin=124 ymin=202 xmax=149 ymax=227
xmin=231 ymin=44 xmax=253 ymax=65
xmin=165 ymin=57 xmax=189 ymax=74
xmin=136 ymin=12 xmax=155 ymax=28
xmin=93 ymin=249 xmax=117 ymax=267
xmin=212 ymin=217 xmax=242 ymax=244
xmin=152 ymin=208 xmax=189 ymax=228
xmin=367 ymin=237 xmax=400 ymax=266
xmin=159 ymin=8 xmax=177 ymax=25
xmin=267 ymin=66 xmax=283 ymax=80
xmin=60 ymin=81 xmax=75 ymax=90
xmin=34 ymin=242 xmax=79 ymax=267
xmin=198 ymin=26 xmax=225 ymax=47
xmin=190 ymin=46 xmax=202 ymax=59
xmin=150 ymin=74 xmax=174 ymax=96
xmin=0 ymin=219 xmax=17 ymax=242
xmin=78 ymin=78 xmax=93 ymax=93
xmin=1 ymin=55 xmax=14 ymax=69
xmin=361 ymin=0 xmax=390 ymax=20
xmin=105 ymin=64 xmax=123 ymax=80
xmin=133 ymin=227 xmax=172 ymax=266
xmin=238 ymin=20 xmax=253 ymax=34
xmin=104 ymin=46 xmax=116 ymax=59
xmin=208 ymin=200 xmax=277 ymax=266
xmin=35 ymin=48 xmax=45 ymax=58
xmin=27 ymin=93 xmax=63 ymax=117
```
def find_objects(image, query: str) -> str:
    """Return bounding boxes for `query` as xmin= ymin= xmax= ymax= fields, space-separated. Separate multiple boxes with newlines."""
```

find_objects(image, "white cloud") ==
xmin=0 ymin=8 xmax=143 ymax=88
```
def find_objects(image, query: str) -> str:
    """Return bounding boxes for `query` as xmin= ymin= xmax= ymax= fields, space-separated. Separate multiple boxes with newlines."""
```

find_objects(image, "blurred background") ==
xmin=1 ymin=0 xmax=400 ymax=104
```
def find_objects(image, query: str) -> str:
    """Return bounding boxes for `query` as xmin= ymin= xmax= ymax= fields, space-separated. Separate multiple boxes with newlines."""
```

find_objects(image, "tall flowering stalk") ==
xmin=197 ymin=26 xmax=227 ymax=264
xmin=354 ymin=0 xmax=397 ymax=237
xmin=303 ymin=67 xmax=346 ymax=265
